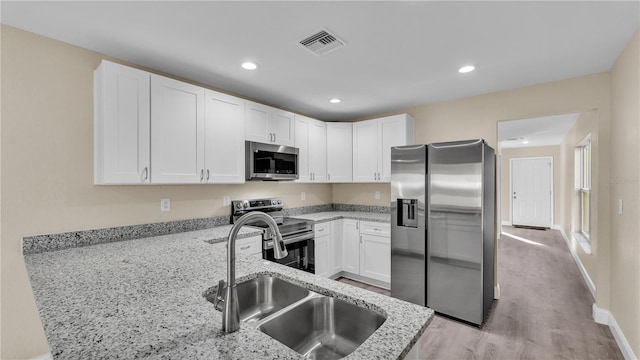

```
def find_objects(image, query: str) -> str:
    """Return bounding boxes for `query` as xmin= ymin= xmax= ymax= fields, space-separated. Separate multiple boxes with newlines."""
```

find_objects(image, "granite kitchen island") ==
xmin=23 ymin=223 xmax=433 ymax=359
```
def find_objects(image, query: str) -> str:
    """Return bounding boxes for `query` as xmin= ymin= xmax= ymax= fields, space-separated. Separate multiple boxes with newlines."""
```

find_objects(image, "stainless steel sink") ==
xmin=206 ymin=275 xmax=386 ymax=359
xmin=206 ymin=275 xmax=310 ymax=323
xmin=258 ymin=296 xmax=386 ymax=359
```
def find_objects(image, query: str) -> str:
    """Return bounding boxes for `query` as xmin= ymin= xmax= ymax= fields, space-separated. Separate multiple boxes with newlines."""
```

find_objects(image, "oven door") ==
xmin=263 ymin=234 xmax=315 ymax=273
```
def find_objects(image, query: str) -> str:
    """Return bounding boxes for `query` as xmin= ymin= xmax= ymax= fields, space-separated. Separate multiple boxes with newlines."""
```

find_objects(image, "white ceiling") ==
xmin=1 ymin=1 xmax=638 ymax=121
xmin=498 ymin=112 xmax=581 ymax=149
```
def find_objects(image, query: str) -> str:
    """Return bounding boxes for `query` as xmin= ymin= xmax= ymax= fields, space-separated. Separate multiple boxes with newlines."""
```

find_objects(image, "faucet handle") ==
xmin=214 ymin=279 xmax=226 ymax=311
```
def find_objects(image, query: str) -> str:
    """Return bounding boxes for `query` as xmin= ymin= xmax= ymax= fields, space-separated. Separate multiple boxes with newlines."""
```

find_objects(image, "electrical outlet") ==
xmin=223 ymin=196 xmax=231 ymax=207
xmin=160 ymin=198 xmax=171 ymax=212
xmin=375 ymin=191 xmax=381 ymax=200
xmin=301 ymin=191 xmax=306 ymax=201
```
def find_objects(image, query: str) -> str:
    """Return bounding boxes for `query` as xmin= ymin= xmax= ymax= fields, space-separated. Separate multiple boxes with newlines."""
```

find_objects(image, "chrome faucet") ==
xmin=215 ymin=211 xmax=288 ymax=333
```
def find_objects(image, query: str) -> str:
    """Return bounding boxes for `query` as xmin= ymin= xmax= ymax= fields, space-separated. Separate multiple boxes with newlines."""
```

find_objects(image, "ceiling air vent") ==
xmin=299 ymin=29 xmax=346 ymax=56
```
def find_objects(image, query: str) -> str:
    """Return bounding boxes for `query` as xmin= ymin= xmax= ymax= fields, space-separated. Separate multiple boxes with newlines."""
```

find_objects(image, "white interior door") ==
xmin=511 ymin=157 xmax=552 ymax=227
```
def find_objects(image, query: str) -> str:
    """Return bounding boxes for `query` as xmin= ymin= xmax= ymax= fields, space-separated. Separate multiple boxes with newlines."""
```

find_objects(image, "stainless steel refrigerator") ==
xmin=390 ymin=139 xmax=495 ymax=326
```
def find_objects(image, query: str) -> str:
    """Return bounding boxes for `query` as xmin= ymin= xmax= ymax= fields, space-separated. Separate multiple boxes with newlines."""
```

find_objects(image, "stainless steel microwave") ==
xmin=246 ymin=141 xmax=299 ymax=181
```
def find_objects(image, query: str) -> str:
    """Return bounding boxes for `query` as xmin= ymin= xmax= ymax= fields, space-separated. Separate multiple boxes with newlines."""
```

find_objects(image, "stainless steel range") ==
xmin=231 ymin=198 xmax=315 ymax=273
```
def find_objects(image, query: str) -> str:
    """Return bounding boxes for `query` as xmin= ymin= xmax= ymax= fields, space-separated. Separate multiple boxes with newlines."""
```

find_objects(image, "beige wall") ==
xmin=499 ymin=146 xmax=561 ymax=225
xmin=2 ymin=24 xmax=637 ymax=359
xmin=609 ymin=29 xmax=640 ymax=356
xmin=0 ymin=26 xmax=332 ymax=359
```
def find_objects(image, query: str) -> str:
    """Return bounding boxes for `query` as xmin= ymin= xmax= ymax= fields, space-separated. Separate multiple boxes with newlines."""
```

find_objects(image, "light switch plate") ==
xmin=618 ymin=199 xmax=623 ymax=215
xmin=375 ymin=191 xmax=381 ymax=200
xmin=223 ymin=196 xmax=231 ymax=206
xmin=160 ymin=198 xmax=171 ymax=212
xmin=301 ymin=191 xmax=306 ymax=201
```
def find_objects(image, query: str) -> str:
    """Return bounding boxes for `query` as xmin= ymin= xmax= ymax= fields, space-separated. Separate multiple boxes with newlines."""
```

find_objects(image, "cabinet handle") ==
xmin=273 ymin=133 xmax=276 ymax=143
xmin=318 ymin=228 xmax=324 ymax=232
xmin=356 ymin=221 xmax=359 ymax=230
xmin=240 ymin=245 xmax=251 ymax=250
xmin=206 ymin=169 xmax=210 ymax=181
xmin=200 ymin=169 xmax=204 ymax=181
xmin=360 ymin=235 xmax=363 ymax=244
xmin=328 ymin=173 xmax=331 ymax=181
xmin=142 ymin=166 xmax=148 ymax=181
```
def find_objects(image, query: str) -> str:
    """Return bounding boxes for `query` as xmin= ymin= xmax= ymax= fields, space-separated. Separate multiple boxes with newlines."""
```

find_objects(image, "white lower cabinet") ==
xmin=341 ymin=220 xmax=391 ymax=285
xmin=330 ymin=220 xmax=343 ymax=275
xmin=342 ymin=219 xmax=360 ymax=274
xmin=360 ymin=234 xmax=391 ymax=283
xmin=314 ymin=222 xmax=331 ymax=277
xmin=236 ymin=236 xmax=262 ymax=260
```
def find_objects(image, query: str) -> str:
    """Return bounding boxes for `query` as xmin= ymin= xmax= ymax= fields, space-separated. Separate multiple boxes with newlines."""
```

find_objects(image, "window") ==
xmin=578 ymin=139 xmax=591 ymax=239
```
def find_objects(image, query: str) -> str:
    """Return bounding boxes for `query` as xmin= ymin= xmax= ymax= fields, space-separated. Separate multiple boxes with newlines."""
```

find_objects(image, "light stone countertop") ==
xmin=24 ymin=214 xmax=432 ymax=359
xmin=290 ymin=211 xmax=390 ymax=224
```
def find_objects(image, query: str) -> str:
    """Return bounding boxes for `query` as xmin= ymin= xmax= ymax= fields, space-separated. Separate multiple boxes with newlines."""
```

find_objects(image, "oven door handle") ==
xmin=264 ymin=232 xmax=314 ymax=249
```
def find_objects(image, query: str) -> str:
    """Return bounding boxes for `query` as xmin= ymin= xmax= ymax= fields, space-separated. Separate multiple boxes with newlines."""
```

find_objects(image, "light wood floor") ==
xmin=337 ymin=226 xmax=623 ymax=359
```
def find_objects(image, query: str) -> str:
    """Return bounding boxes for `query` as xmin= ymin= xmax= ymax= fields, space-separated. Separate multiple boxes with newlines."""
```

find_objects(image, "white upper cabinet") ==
xmin=295 ymin=115 xmax=327 ymax=183
xmin=353 ymin=114 xmax=414 ymax=183
xmin=150 ymin=74 xmax=205 ymax=184
xmin=94 ymin=60 xmax=150 ymax=184
xmin=326 ymin=122 xmax=353 ymax=183
xmin=204 ymin=90 xmax=245 ymax=183
xmin=245 ymin=101 xmax=295 ymax=146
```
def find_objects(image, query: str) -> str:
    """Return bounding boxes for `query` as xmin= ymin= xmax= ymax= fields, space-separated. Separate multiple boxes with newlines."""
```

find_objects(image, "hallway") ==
xmin=339 ymin=226 xmax=623 ymax=359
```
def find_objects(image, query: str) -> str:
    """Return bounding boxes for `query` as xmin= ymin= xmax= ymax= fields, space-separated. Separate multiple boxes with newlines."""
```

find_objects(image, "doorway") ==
xmin=510 ymin=157 xmax=553 ymax=228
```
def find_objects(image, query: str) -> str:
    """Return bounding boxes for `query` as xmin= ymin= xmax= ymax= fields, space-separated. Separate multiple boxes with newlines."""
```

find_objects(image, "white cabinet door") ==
xmin=330 ymin=220 xmax=343 ymax=276
xmin=151 ymin=74 xmax=205 ymax=183
xmin=342 ymin=220 xmax=360 ymax=273
xmin=315 ymin=234 xmax=330 ymax=278
xmin=353 ymin=119 xmax=379 ymax=183
xmin=310 ymin=121 xmax=327 ymax=182
xmin=204 ymin=90 xmax=245 ymax=183
xmin=94 ymin=60 xmax=150 ymax=184
xmin=296 ymin=115 xmax=326 ymax=183
xmin=295 ymin=115 xmax=312 ymax=182
xmin=326 ymin=122 xmax=352 ymax=183
xmin=270 ymin=108 xmax=295 ymax=147
xmin=378 ymin=114 xmax=415 ymax=182
xmin=245 ymin=101 xmax=271 ymax=144
xmin=360 ymin=233 xmax=391 ymax=283
xmin=245 ymin=101 xmax=294 ymax=146
xmin=352 ymin=114 xmax=414 ymax=183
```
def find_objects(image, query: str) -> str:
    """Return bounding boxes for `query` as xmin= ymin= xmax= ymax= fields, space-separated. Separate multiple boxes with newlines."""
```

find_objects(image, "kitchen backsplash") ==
xmin=23 ymin=203 xmax=390 ymax=255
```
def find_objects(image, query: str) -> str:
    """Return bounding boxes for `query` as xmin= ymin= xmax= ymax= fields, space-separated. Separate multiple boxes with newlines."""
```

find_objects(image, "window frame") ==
xmin=578 ymin=138 xmax=591 ymax=240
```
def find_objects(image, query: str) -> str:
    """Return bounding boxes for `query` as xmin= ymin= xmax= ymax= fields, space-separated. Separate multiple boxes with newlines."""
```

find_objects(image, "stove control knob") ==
xmin=277 ymin=199 xmax=282 ymax=205
xmin=271 ymin=199 xmax=277 ymax=205
xmin=242 ymin=202 xmax=249 ymax=209
xmin=234 ymin=203 xmax=242 ymax=210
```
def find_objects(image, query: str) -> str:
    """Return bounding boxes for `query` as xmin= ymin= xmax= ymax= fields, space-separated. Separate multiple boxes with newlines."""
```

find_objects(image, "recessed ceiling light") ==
xmin=241 ymin=62 xmax=257 ymax=70
xmin=330 ymin=98 xmax=341 ymax=104
xmin=522 ymin=139 xmax=530 ymax=144
xmin=458 ymin=65 xmax=475 ymax=73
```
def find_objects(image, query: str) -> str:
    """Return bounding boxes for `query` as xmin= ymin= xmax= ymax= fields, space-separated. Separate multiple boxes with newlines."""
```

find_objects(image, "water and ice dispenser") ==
xmin=397 ymin=199 xmax=418 ymax=228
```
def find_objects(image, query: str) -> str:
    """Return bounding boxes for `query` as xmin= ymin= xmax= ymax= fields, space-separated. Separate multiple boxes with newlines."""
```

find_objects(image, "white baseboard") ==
xmin=557 ymin=227 xmax=596 ymax=299
xmin=501 ymin=220 xmax=512 ymax=226
xmin=30 ymin=353 xmax=53 ymax=360
xmin=552 ymin=224 xmax=562 ymax=230
xmin=592 ymin=304 xmax=638 ymax=360
xmin=494 ymin=283 xmax=500 ymax=299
